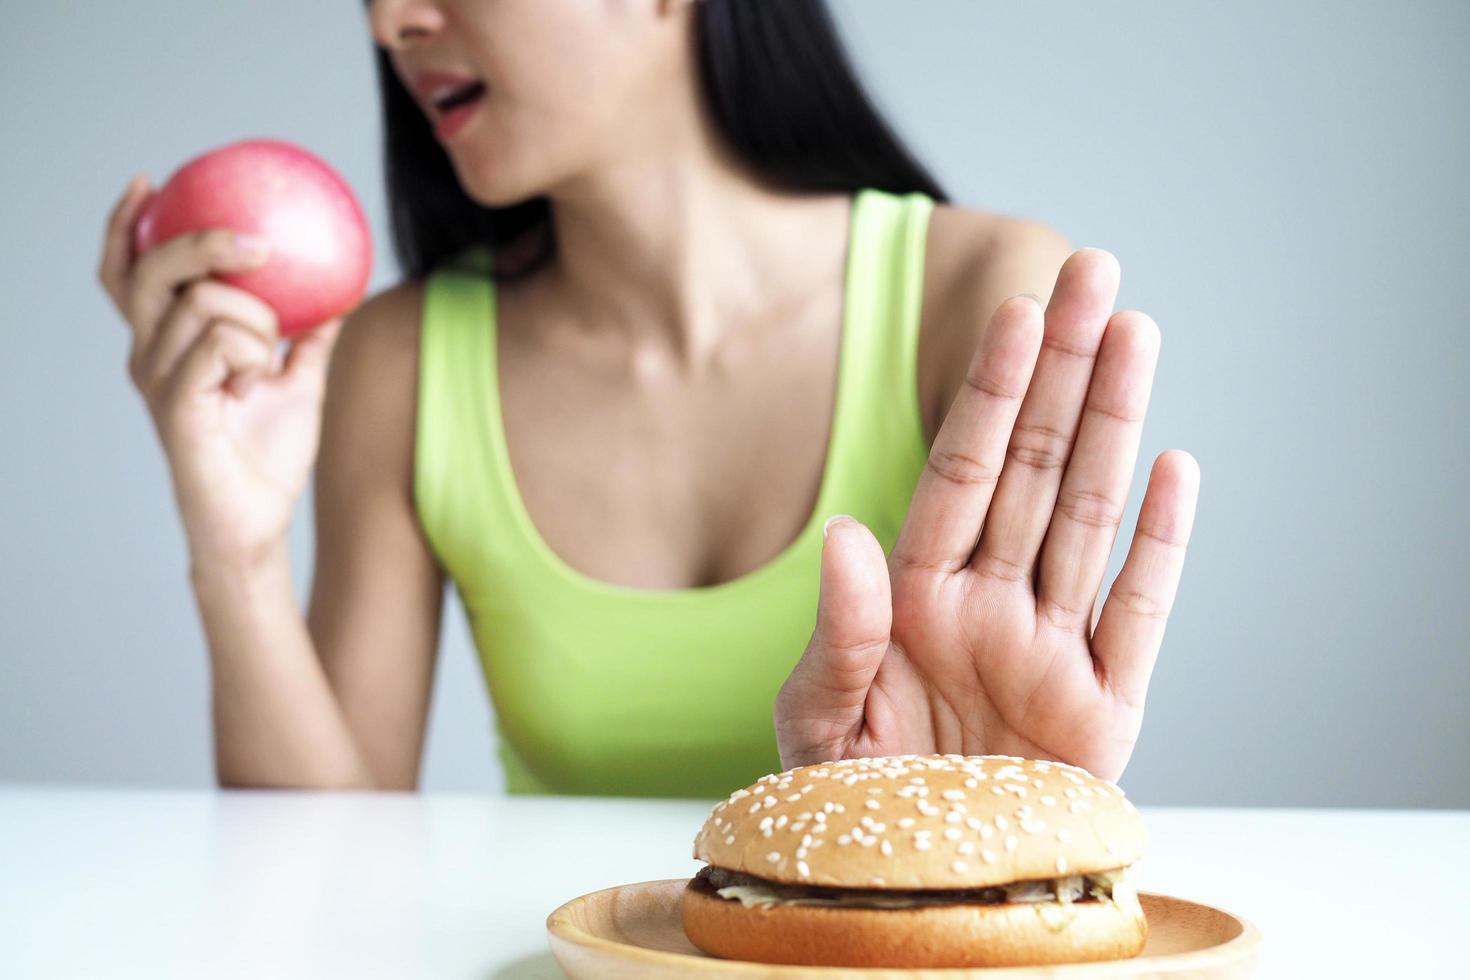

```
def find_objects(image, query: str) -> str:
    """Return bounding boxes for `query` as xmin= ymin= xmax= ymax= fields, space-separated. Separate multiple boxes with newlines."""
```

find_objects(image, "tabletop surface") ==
xmin=1 ymin=784 xmax=1465 ymax=979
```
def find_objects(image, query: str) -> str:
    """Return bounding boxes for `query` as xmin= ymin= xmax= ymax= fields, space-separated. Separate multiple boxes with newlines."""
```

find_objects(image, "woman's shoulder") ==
xmin=318 ymin=280 xmax=428 ymax=481
xmin=914 ymin=202 xmax=1075 ymax=440
xmin=925 ymin=202 xmax=1069 ymax=283
xmin=332 ymin=280 xmax=428 ymax=377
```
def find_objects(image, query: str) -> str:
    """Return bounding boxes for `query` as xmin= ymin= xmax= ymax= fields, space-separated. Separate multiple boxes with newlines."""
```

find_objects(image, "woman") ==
xmin=96 ymin=0 xmax=1199 ymax=797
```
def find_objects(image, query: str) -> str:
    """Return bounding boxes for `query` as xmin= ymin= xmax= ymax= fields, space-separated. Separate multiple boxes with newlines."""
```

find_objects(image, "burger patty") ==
xmin=695 ymin=865 xmax=1121 ymax=910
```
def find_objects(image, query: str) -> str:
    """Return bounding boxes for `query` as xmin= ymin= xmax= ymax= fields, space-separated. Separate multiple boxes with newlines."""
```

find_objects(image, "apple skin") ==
xmin=134 ymin=138 xmax=372 ymax=339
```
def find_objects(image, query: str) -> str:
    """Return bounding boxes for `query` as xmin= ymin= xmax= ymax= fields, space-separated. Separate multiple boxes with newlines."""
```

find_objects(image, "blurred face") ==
xmin=369 ymin=0 xmax=696 ymax=206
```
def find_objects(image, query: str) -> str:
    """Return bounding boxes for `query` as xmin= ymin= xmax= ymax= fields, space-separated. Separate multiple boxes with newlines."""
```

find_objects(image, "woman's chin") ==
xmin=455 ymin=162 xmax=544 ymax=210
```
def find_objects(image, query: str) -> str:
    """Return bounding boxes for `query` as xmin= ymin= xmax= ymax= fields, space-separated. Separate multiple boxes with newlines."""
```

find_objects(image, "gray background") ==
xmin=2 ymin=1 xmax=1466 ymax=807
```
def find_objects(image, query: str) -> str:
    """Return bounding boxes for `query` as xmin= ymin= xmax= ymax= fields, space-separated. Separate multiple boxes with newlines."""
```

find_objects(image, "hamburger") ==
xmin=683 ymin=754 xmax=1147 ymax=968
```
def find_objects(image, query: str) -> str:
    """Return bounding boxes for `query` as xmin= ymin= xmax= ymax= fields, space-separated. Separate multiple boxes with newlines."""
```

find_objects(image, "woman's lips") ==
xmin=434 ymin=89 xmax=485 ymax=141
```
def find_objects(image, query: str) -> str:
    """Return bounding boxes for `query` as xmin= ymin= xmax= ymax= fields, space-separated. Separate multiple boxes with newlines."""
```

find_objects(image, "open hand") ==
xmin=774 ymin=249 xmax=1200 ymax=781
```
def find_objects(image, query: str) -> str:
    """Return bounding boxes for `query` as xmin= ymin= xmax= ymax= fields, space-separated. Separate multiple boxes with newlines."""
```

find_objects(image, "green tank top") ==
xmin=414 ymin=188 xmax=934 ymax=797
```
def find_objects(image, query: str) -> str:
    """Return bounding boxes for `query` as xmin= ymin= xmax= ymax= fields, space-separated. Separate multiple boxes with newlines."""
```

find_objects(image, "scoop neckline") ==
xmin=480 ymin=192 xmax=865 ymax=602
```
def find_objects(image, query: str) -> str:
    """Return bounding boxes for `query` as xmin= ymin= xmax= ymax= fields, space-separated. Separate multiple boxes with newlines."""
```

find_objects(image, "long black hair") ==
xmin=372 ymin=0 xmax=949 ymax=282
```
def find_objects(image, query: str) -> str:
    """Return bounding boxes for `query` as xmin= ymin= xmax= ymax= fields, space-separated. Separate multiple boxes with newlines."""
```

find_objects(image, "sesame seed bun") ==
xmin=681 ymin=874 xmax=1147 ymax=969
xmin=693 ymin=754 xmax=1146 ymax=889
xmin=684 ymin=754 xmax=1149 ymax=968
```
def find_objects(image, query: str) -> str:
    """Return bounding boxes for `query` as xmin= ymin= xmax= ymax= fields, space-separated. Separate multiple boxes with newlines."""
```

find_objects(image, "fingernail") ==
xmin=235 ymin=233 xmax=270 ymax=261
xmin=823 ymin=514 xmax=853 ymax=539
xmin=1019 ymin=291 xmax=1042 ymax=304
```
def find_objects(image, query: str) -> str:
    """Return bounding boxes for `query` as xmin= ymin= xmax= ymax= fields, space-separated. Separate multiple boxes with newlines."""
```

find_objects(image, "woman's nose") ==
xmin=368 ymin=0 xmax=446 ymax=51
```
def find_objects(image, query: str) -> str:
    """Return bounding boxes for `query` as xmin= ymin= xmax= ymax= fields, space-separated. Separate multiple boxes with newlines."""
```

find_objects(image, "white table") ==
xmin=0 ymin=785 xmax=1464 ymax=979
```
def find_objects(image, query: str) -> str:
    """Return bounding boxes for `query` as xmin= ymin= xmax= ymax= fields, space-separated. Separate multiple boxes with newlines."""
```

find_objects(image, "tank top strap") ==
xmin=414 ymin=245 xmax=510 ymax=584
xmin=820 ymin=188 xmax=935 ymax=532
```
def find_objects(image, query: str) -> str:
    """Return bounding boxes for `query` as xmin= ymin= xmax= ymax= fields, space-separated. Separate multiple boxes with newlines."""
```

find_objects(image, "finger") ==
xmin=890 ymin=294 xmax=1043 ymax=574
xmin=972 ymin=248 xmax=1120 ymax=581
xmin=1091 ymin=450 xmax=1201 ymax=708
xmin=167 ymin=319 xmax=275 ymax=404
xmin=97 ymin=175 xmax=152 ymax=306
xmin=777 ymin=517 xmax=892 ymax=739
xmin=135 ymin=281 xmax=280 ymax=391
xmin=1035 ymin=310 xmax=1161 ymax=631
xmin=126 ymin=229 xmax=271 ymax=347
xmin=281 ymin=317 xmax=345 ymax=387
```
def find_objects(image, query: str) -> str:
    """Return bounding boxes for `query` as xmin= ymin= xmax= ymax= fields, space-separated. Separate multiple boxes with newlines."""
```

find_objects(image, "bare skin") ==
xmin=96 ymin=0 xmax=1196 ymax=789
xmin=775 ymin=251 xmax=1202 ymax=782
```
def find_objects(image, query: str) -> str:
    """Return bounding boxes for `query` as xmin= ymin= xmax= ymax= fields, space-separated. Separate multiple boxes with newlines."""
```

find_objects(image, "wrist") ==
xmin=187 ymin=537 xmax=292 ymax=593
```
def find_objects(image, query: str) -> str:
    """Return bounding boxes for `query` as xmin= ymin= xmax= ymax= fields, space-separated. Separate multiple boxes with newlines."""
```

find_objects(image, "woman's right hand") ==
xmin=98 ymin=174 xmax=345 ymax=567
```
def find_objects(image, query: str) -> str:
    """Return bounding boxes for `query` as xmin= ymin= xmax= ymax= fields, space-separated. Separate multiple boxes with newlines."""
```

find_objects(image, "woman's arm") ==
xmin=303 ymin=283 xmax=446 ymax=791
xmin=201 ymin=285 xmax=444 ymax=790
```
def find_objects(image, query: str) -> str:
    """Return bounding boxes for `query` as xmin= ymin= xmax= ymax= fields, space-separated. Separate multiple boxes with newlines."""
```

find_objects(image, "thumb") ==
xmin=776 ymin=515 xmax=892 ymax=762
xmin=281 ymin=316 xmax=345 ymax=384
xmin=813 ymin=515 xmax=893 ymax=685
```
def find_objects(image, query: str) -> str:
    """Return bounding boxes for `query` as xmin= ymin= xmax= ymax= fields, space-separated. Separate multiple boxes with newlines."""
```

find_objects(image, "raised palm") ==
xmin=774 ymin=248 xmax=1200 ymax=781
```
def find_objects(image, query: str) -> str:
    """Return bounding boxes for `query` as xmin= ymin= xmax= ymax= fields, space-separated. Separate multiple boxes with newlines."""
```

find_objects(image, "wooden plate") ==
xmin=546 ymin=879 xmax=1261 ymax=979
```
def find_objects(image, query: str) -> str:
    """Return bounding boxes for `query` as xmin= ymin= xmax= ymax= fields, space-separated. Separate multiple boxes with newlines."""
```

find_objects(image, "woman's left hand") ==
xmin=774 ymin=248 xmax=1200 ymax=782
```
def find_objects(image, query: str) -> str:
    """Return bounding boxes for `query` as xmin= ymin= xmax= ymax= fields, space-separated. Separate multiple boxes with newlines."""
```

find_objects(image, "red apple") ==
xmin=133 ymin=138 xmax=372 ymax=339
